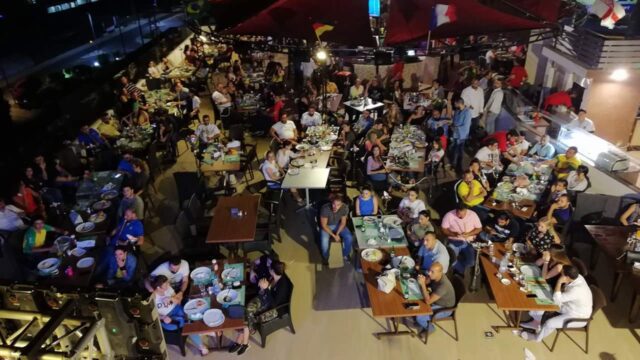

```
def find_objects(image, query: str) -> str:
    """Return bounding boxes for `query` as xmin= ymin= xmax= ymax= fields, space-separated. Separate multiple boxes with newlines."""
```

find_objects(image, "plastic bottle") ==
xmin=499 ymin=256 xmax=509 ymax=274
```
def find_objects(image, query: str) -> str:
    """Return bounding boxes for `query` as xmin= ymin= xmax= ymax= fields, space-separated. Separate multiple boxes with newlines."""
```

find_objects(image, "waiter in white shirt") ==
xmin=300 ymin=105 xmax=323 ymax=129
xmin=519 ymin=265 xmax=593 ymax=342
xmin=461 ymin=78 xmax=485 ymax=131
xmin=568 ymin=109 xmax=595 ymax=133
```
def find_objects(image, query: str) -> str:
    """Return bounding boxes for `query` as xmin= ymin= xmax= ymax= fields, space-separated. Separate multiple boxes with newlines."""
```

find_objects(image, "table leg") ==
xmin=374 ymin=317 xmax=415 ymax=339
xmin=305 ymin=188 xmax=311 ymax=208
xmin=630 ymin=291 xmax=640 ymax=323
xmin=611 ymin=271 xmax=624 ymax=302
xmin=492 ymin=310 xmax=522 ymax=333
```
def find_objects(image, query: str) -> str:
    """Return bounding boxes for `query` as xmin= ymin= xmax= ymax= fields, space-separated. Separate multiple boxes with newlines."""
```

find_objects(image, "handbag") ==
xmin=377 ymin=271 xmax=397 ymax=294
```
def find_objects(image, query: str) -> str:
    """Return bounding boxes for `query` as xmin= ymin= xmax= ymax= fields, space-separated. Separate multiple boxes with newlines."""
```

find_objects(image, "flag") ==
xmin=312 ymin=22 xmax=335 ymax=39
xmin=431 ymin=4 xmax=457 ymax=30
xmin=591 ymin=0 xmax=626 ymax=29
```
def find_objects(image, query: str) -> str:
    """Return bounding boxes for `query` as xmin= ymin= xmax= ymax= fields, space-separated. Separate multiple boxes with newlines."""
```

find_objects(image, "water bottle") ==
xmin=499 ymin=256 xmax=508 ymax=274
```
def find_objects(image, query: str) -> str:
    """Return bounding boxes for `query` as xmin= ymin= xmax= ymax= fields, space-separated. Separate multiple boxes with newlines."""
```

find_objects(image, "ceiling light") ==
xmin=610 ymin=68 xmax=629 ymax=81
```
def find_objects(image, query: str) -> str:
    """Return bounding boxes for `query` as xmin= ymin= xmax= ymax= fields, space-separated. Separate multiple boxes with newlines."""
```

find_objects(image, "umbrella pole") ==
xmin=426 ymin=30 xmax=432 ymax=55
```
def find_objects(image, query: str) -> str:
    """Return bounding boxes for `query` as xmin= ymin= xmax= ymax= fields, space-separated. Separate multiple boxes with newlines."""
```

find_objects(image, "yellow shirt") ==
xmin=97 ymin=120 xmax=121 ymax=137
xmin=34 ymin=229 xmax=47 ymax=248
xmin=457 ymin=180 xmax=485 ymax=207
xmin=554 ymin=154 xmax=581 ymax=179
xmin=326 ymin=81 xmax=338 ymax=94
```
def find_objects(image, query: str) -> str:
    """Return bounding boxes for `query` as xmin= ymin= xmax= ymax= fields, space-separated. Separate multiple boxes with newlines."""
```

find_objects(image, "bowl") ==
xmin=190 ymin=267 xmax=212 ymax=283
xmin=54 ymin=236 xmax=74 ymax=253
xmin=216 ymin=289 xmax=239 ymax=305
xmin=38 ymin=258 xmax=61 ymax=273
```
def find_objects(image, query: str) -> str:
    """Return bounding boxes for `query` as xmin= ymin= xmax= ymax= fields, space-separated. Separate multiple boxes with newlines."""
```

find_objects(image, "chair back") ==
xmin=186 ymin=194 xmax=204 ymax=222
xmin=450 ymin=274 xmax=466 ymax=307
xmin=590 ymin=285 xmax=607 ymax=317
xmin=453 ymin=180 xmax=463 ymax=203
xmin=571 ymin=257 xmax=589 ymax=277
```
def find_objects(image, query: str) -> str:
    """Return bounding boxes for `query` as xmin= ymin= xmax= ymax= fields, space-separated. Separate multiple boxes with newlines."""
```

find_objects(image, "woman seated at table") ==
xmin=546 ymin=194 xmax=573 ymax=227
xmin=384 ymin=102 xmax=404 ymax=128
xmin=354 ymin=184 xmax=379 ymax=216
xmin=525 ymin=217 xmax=561 ymax=255
xmin=620 ymin=201 xmax=640 ymax=226
xmin=12 ymin=180 xmax=46 ymax=219
xmin=229 ymin=260 xmax=293 ymax=356
xmin=102 ymin=245 xmax=137 ymax=289
xmin=366 ymin=146 xmax=389 ymax=183
xmin=398 ymin=188 xmax=427 ymax=223
xmin=405 ymin=105 xmax=427 ymax=126
xmin=276 ymin=140 xmax=300 ymax=170
xmin=566 ymin=165 xmax=590 ymax=192
xmin=534 ymin=250 xmax=572 ymax=289
xmin=469 ymin=159 xmax=491 ymax=191
xmin=260 ymin=151 xmax=305 ymax=206
xmin=408 ymin=210 xmax=435 ymax=247
xmin=151 ymin=275 xmax=211 ymax=356
xmin=22 ymin=216 xmax=67 ymax=255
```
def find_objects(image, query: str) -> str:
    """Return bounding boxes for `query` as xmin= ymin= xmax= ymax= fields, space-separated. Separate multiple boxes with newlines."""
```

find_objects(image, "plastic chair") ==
xmin=420 ymin=274 xmax=466 ymax=345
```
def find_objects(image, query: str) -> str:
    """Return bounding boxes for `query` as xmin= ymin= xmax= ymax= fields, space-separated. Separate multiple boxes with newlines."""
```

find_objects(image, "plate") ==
xmin=296 ymin=144 xmax=310 ymax=151
xmin=363 ymin=216 xmax=376 ymax=224
xmin=501 ymin=278 xmax=511 ymax=285
xmin=92 ymin=200 xmax=111 ymax=211
xmin=102 ymin=183 xmax=116 ymax=191
xmin=288 ymin=168 xmax=300 ymax=176
xmin=221 ymin=268 xmax=240 ymax=282
xmin=101 ymin=190 xmax=119 ymax=200
xmin=203 ymin=309 xmax=225 ymax=327
xmin=367 ymin=238 xmax=377 ymax=246
xmin=70 ymin=247 xmax=87 ymax=257
xmin=184 ymin=298 xmax=209 ymax=315
xmin=392 ymin=256 xmax=415 ymax=269
xmin=383 ymin=217 xmax=403 ymax=227
xmin=75 ymin=222 xmax=95 ymax=233
xmin=361 ymin=248 xmax=383 ymax=262
xmin=76 ymin=257 xmax=94 ymax=269
xmin=290 ymin=159 xmax=305 ymax=167
xmin=38 ymin=258 xmax=60 ymax=272
xmin=520 ymin=265 xmax=541 ymax=277
xmin=190 ymin=267 xmax=212 ymax=282
xmin=319 ymin=145 xmax=332 ymax=151
xmin=76 ymin=240 xmax=95 ymax=248
xmin=89 ymin=212 xmax=106 ymax=224
xmin=327 ymin=134 xmax=338 ymax=141
xmin=388 ymin=228 xmax=404 ymax=240
xmin=216 ymin=289 xmax=239 ymax=305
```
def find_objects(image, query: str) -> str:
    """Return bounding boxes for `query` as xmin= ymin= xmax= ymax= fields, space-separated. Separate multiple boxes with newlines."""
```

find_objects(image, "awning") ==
xmin=223 ymin=0 xmax=375 ymax=47
xmin=385 ymin=0 xmax=556 ymax=45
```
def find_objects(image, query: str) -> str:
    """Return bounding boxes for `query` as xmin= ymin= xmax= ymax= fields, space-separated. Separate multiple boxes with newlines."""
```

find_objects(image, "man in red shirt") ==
xmin=272 ymin=94 xmax=285 ymax=123
xmin=543 ymin=90 xmax=575 ymax=111
xmin=509 ymin=60 xmax=528 ymax=89
xmin=390 ymin=56 xmax=404 ymax=82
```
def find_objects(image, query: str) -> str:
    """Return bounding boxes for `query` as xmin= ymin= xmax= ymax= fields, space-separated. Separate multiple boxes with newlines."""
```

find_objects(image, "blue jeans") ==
xmin=485 ymin=112 xmax=499 ymax=134
xmin=450 ymin=139 xmax=466 ymax=171
xmin=368 ymin=173 xmax=387 ymax=182
xmin=161 ymin=304 xmax=204 ymax=348
xmin=320 ymin=224 xmax=353 ymax=260
xmin=448 ymin=239 xmax=476 ymax=274
xmin=416 ymin=304 xmax=452 ymax=329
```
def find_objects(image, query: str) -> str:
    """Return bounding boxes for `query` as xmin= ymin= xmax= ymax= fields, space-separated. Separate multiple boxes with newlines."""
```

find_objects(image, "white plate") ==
xmin=89 ymin=212 xmax=106 ymax=223
xmin=388 ymin=228 xmax=404 ymax=240
xmin=190 ymin=267 xmax=212 ymax=282
xmin=92 ymin=200 xmax=111 ymax=211
xmin=520 ymin=265 xmax=541 ymax=277
xmin=296 ymin=144 xmax=310 ymax=151
xmin=288 ymin=168 xmax=300 ymax=176
xmin=383 ymin=217 xmax=403 ymax=227
xmin=216 ymin=289 xmax=239 ymax=305
xmin=363 ymin=216 xmax=376 ymax=224
xmin=70 ymin=247 xmax=87 ymax=257
xmin=203 ymin=309 xmax=225 ymax=327
xmin=392 ymin=256 xmax=415 ymax=269
xmin=75 ymin=222 xmax=95 ymax=233
xmin=76 ymin=257 xmax=94 ymax=269
xmin=184 ymin=298 xmax=209 ymax=315
xmin=290 ymin=159 xmax=305 ymax=167
xmin=38 ymin=258 xmax=60 ymax=272
xmin=221 ymin=268 xmax=240 ymax=282
xmin=101 ymin=190 xmax=119 ymax=200
xmin=328 ymin=134 xmax=338 ymax=141
xmin=361 ymin=248 xmax=383 ymax=262
xmin=320 ymin=145 xmax=332 ymax=151
xmin=501 ymin=278 xmax=511 ymax=286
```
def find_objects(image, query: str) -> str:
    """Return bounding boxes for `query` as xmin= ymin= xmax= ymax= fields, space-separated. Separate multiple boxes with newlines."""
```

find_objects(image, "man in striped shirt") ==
xmin=120 ymin=76 xmax=143 ymax=98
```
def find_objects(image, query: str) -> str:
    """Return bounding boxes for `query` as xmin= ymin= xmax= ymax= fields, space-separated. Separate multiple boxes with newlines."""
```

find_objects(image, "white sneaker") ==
xmin=520 ymin=331 xmax=536 ymax=341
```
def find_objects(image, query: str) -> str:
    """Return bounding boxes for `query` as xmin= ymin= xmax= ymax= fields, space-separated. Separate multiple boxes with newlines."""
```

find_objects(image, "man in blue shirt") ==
xmin=416 ymin=232 xmax=450 ymax=273
xmin=353 ymin=109 xmax=374 ymax=138
xmin=117 ymin=153 xmax=135 ymax=176
xmin=424 ymin=108 xmax=450 ymax=135
xmin=109 ymin=209 xmax=144 ymax=247
xmin=78 ymin=125 xmax=105 ymax=147
xmin=448 ymin=94 xmax=472 ymax=172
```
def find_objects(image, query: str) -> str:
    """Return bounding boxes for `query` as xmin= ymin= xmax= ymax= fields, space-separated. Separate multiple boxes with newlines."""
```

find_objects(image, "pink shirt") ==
xmin=441 ymin=209 xmax=482 ymax=242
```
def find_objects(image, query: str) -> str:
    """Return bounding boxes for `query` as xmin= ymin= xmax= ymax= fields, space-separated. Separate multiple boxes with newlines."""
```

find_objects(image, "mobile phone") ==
xmin=403 ymin=302 xmax=419 ymax=310
xmin=526 ymin=293 xmax=536 ymax=298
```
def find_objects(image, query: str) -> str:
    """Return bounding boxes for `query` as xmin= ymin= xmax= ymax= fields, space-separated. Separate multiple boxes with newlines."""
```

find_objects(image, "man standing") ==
xmin=483 ymin=78 xmax=504 ymax=134
xmin=415 ymin=262 xmax=456 ymax=333
xmin=569 ymin=109 xmax=595 ymax=133
xmin=447 ymin=93 xmax=472 ymax=173
xmin=416 ymin=232 xmax=450 ymax=273
xmin=519 ymin=265 xmax=592 ymax=342
xmin=300 ymin=105 xmax=323 ymax=129
xmin=319 ymin=193 xmax=353 ymax=265
xmin=441 ymin=204 xmax=482 ymax=276
xmin=461 ymin=78 xmax=485 ymax=131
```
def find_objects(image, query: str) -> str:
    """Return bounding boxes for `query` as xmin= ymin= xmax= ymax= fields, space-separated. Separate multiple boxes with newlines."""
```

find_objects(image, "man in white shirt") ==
xmin=485 ymin=47 xmax=497 ymax=69
xmin=190 ymin=90 xmax=201 ymax=119
xmin=474 ymin=138 xmax=502 ymax=172
xmin=211 ymin=83 xmax=232 ymax=112
xmin=520 ymin=265 xmax=593 ymax=342
xmin=0 ymin=198 xmax=26 ymax=233
xmin=145 ymin=256 xmax=190 ymax=294
xmin=195 ymin=115 xmax=221 ymax=145
xmin=270 ymin=113 xmax=298 ymax=145
xmin=300 ymin=105 xmax=322 ymax=129
xmin=461 ymin=78 xmax=485 ymax=129
xmin=483 ymin=78 xmax=504 ymax=134
xmin=569 ymin=109 xmax=595 ymax=133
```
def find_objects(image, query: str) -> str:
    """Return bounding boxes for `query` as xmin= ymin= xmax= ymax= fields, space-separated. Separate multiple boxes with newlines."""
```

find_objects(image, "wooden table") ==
xmin=200 ymin=157 xmax=242 ymax=173
xmin=182 ymin=259 xmax=247 ymax=347
xmin=483 ymin=198 xmax=537 ymax=219
xmin=480 ymin=243 xmax=559 ymax=332
xmin=360 ymin=247 xmax=432 ymax=339
xmin=584 ymin=225 xmax=633 ymax=302
xmin=206 ymin=195 xmax=260 ymax=245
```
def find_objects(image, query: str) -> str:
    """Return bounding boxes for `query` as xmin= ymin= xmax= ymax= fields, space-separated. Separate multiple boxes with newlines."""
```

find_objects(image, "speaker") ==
xmin=136 ymin=322 xmax=167 ymax=358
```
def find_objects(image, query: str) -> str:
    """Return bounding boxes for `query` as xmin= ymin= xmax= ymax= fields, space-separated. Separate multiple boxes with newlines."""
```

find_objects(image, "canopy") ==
xmin=223 ymin=0 xmax=375 ymax=47
xmin=385 ymin=0 xmax=556 ymax=45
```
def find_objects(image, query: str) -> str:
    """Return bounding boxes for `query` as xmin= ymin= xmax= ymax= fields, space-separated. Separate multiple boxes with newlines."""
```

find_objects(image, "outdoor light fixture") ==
xmin=93 ymin=61 xmax=100 ymax=67
xmin=610 ymin=68 xmax=629 ymax=81
xmin=315 ymin=48 xmax=328 ymax=62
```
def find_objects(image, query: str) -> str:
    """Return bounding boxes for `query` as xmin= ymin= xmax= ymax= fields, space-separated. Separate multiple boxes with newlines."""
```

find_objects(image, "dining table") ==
xmin=385 ymin=126 xmax=427 ymax=173
xmin=165 ymin=65 xmax=197 ymax=80
xmin=360 ymin=247 xmax=432 ymax=339
xmin=182 ymin=259 xmax=248 ymax=349
xmin=206 ymin=195 xmax=261 ymax=248
xmin=402 ymin=93 xmax=432 ymax=112
xmin=343 ymin=98 xmax=385 ymax=118
xmin=114 ymin=125 xmax=155 ymax=155
xmin=351 ymin=215 xmax=409 ymax=250
xmin=479 ymin=243 xmax=559 ymax=333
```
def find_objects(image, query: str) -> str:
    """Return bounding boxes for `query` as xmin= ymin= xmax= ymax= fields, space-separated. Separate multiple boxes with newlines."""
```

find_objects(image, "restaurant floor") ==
xmin=149 ymin=113 xmax=639 ymax=360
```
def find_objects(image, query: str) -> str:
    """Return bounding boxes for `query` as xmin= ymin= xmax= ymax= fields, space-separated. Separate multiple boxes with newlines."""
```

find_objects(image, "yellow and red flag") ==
xmin=312 ymin=22 xmax=334 ymax=39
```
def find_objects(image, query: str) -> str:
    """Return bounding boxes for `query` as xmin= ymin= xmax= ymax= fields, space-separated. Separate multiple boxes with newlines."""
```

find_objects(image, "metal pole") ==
xmin=87 ymin=12 xmax=97 ymax=41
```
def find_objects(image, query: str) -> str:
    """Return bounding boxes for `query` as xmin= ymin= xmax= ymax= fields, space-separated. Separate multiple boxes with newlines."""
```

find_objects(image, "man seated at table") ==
xmin=415 ymin=232 xmax=450 ymax=273
xmin=195 ymin=115 xmax=221 ymax=149
xmin=474 ymin=138 xmax=503 ymax=176
xmin=117 ymin=186 xmax=145 ymax=220
xmin=319 ymin=193 xmax=353 ymax=265
xmin=407 ymin=210 xmax=435 ymax=247
xmin=514 ymin=130 xmax=531 ymax=156
xmin=300 ymin=105 xmax=322 ymax=130
xmin=353 ymin=109 xmax=374 ymax=138
xmin=102 ymin=245 xmax=138 ymax=289
xmin=77 ymin=125 xmax=106 ymax=148
xmin=546 ymin=146 xmax=580 ymax=180
xmin=415 ymin=262 xmax=456 ymax=333
xmin=96 ymin=113 xmax=121 ymax=140
xmin=366 ymin=120 xmax=389 ymax=146
xmin=518 ymin=265 xmax=592 ymax=342
xmin=528 ymin=134 xmax=555 ymax=160
xmin=121 ymin=76 xmax=143 ymax=99
xmin=441 ymin=204 xmax=482 ymax=276
xmin=145 ymin=256 xmax=190 ymax=295
xmin=546 ymin=194 xmax=573 ymax=227
xmin=479 ymin=212 xmax=519 ymax=244
xmin=23 ymin=216 xmax=67 ymax=255
xmin=424 ymin=108 xmax=450 ymax=138
xmin=270 ymin=113 xmax=298 ymax=146
xmin=548 ymin=179 xmax=568 ymax=204
xmin=109 ymin=209 xmax=144 ymax=248
xmin=456 ymin=170 xmax=488 ymax=216
xmin=117 ymin=152 xmax=136 ymax=176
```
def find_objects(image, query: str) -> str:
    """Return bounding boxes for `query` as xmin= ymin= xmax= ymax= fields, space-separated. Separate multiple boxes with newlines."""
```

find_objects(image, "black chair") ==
xmin=445 ymin=246 xmax=457 ymax=277
xmin=255 ymin=284 xmax=295 ymax=347
xmin=162 ymin=327 xmax=187 ymax=356
xmin=240 ymin=145 xmax=258 ymax=185
xmin=547 ymin=285 xmax=606 ymax=354
xmin=241 ymin=223 xmax=275 ymax=256
xmin=420 ymin=274 xmax=466 ymax=345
